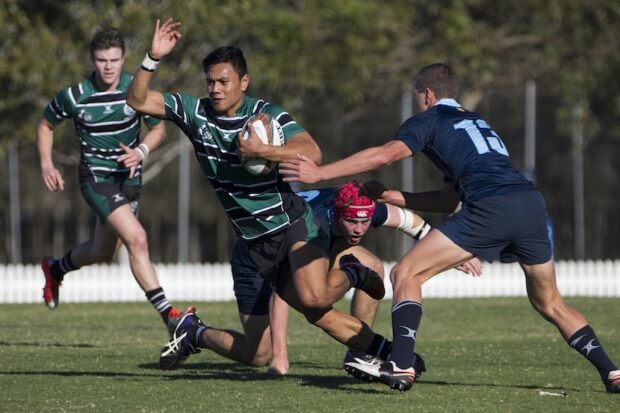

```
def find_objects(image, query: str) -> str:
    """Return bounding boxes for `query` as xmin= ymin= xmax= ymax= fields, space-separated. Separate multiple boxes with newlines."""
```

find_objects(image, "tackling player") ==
xmin=280 ymin=63 xmax=620 ymax=393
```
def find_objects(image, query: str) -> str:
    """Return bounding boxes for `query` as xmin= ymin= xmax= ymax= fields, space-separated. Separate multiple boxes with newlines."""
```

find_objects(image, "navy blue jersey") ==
xmin=394 ymin=99 xmax=533 ymax=203
xmin=296 ymin=188 xmax=387 ymax=247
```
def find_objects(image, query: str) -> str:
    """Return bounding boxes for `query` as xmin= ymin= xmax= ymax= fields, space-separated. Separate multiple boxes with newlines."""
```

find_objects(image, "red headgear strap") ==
xmin=334 ymin=182 xmax=375 ymax=220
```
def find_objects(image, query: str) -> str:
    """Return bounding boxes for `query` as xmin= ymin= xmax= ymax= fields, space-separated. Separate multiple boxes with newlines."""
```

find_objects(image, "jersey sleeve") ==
xmin=371 ymin=202 xmax=388 ymax=227
xmin=392 ymin=111 xmax=434 ymax=156
xmin=163 ymin=92 xmax=199 ymax=138
xmin=43 ymin=87 xmax=76 ymax=125
xmin=143 ymin=114 xmax=162 ymax=128
xmin=263 ymin=104 xmax=305 ymax=143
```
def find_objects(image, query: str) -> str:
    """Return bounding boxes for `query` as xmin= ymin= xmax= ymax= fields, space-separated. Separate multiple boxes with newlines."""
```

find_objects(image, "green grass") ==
xmin=1 ymin=298 xmax=619 ymax=412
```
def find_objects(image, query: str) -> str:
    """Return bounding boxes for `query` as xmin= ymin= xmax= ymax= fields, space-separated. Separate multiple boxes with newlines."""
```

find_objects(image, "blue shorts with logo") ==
xmin=438 ymin=190 xmax=553 ymax=265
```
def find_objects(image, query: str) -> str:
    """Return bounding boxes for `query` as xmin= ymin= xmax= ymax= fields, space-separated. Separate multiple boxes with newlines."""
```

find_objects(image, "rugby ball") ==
xmin=240 ymin=113 xmax=284 ymax=175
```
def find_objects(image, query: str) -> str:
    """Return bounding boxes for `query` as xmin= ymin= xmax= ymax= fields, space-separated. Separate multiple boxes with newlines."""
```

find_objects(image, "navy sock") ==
xmin=568 ymin=325 xmax=617 ymax=380
xmin=145 ymin=287 xmax=172 ymax=323
xmin=389 ymin=300 xmax=422 ymax=370
xmin=366 ymin=334 xmax=391 ymax=360
xmin=50 ymin=251 xmax=78 ymax=281
xmin=195 ymin=325 xmax=208 ymax=348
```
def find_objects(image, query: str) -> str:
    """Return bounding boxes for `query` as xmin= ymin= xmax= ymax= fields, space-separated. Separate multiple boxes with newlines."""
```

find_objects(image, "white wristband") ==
xmin=141 ymin=52 xmax=160 ymax=72
xmin=136 ymin=143 xmax=150 ymax=160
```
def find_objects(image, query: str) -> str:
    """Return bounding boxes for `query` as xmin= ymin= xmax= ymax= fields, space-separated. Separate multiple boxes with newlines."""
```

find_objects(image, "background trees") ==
xmin=2 ymin=0 xmax=619 ymax=262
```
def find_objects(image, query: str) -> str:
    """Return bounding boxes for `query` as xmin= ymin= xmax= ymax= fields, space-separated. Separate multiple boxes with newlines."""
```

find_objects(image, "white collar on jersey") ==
xmin=434 ymin=98 xmax=461 ymax=108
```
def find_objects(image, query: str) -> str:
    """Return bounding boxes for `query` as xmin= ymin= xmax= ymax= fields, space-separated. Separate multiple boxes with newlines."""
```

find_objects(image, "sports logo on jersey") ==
xmin=123 ymin=104 xmax=136 ymax=117
xmin=78 ymin=110 xmax=92 ymax=122
xmin=103 ymin=105 xmax=114 ymax=114
xmin=112 ymin=193 xmax=125 ymax=203
xmin=199 ymin=124 xmax=214 ymax=142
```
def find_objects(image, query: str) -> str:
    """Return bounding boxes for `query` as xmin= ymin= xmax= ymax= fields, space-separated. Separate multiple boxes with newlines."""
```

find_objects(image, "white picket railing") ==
xmin=1 ymin=260 xmax=618 ymax=304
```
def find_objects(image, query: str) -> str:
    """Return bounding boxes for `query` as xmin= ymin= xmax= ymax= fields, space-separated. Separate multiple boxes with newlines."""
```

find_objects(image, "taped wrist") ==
xmin=136 ymin=143 xmax=150 ymax=160
xmin=141 ymin=52 xmax=160 ymax=72
xmin=397 ymin=208 xmax=431 ymax=240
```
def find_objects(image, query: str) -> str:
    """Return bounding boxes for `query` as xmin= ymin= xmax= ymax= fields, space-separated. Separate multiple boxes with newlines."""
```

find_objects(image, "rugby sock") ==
xmin=366 ymin=334 xmax=392 ymax=360
xmin=567 ymin=325 xmax=618 ymax=380
xmin=145 ymin=287 xmax=173 ymax=323
xmin=389 ymin=300 xmax=422 ymax=370
xmin=341 ymin=266 xmax=360 ymax=290
xmin=195 ymin=325 xmax=208 ymax=348
xmin=50 ymin=251 xmax=78 ymax=282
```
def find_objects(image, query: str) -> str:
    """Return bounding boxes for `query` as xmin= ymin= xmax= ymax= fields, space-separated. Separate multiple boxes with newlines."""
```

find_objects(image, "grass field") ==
xmin=1 ymin=297 xmax=618 ymax=412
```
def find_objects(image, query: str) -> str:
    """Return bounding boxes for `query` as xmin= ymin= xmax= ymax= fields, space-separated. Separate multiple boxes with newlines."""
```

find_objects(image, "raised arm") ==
xmin=127 ymin=18 xmax=182 ymax=117
xmin=279 ymin=140 xmax=411 ymax=184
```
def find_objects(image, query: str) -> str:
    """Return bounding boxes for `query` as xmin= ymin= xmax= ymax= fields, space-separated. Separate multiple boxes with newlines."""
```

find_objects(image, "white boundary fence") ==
xmin=1 ymin=260 xmax=619 ymax=304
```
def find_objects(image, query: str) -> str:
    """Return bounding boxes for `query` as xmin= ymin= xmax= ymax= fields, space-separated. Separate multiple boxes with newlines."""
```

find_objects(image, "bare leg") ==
xmin=106 ymin=205 xmax=159 ymax=292
xmin=268 ymin=291 xmax=289 ymax=374
xmin=67 ymin=219 xmax=121 ymax=267
xmin=200 ymin=313 xmax=273 ymax=367
xmin=521 ymin=259 xmax=587 ymax=339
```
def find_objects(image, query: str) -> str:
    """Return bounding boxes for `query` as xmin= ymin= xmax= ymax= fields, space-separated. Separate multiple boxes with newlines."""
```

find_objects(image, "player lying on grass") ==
xmin=267 ymin=181 xmax=482 ymax=375
xmin=279 ymin=62 xmax=620 ymax=393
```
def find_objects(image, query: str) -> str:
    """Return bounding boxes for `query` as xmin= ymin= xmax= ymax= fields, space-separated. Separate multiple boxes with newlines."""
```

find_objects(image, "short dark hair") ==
xmin=202 ymin=46 xmax=248 ymax=77
xmin=413 ymin=63 xmax=459 ymax=99
xmin=90 ymin=26 xmax=125 ymax=60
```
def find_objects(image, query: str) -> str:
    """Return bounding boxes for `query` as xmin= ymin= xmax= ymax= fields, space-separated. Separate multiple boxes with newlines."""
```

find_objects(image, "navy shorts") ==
xmin=438 ymin=190 xmax=552 ymax=265
xmin=230 ymin=207 xmax=330 ymax=315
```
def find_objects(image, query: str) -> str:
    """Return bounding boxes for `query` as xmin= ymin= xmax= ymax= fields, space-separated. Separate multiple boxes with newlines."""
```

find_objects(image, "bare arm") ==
xmin=238 ymin=130 xmax=322 ymax=165
xmin=126 ymin=18 xmax=182 ymax=117
xmin=36 ymin=117 xmax=65 ymax=191
xmin=279 ymin=140 xmax=411 ymax=184
xmin=118 ymin=121 xmax=167 ymax=177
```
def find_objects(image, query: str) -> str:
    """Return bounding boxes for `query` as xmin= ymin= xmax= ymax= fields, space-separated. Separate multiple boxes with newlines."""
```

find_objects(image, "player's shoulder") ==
xmin=116 ymin=72 xmax=134 ymax=91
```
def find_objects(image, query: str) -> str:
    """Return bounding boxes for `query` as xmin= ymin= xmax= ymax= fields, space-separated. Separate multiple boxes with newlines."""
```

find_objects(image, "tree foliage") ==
xmin=2 ymin=0 xmax=620 ymax=261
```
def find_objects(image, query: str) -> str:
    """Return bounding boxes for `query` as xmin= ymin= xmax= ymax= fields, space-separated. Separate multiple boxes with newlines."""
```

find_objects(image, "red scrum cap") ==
xmin=334 ymin=181 xmax=375 ymax=220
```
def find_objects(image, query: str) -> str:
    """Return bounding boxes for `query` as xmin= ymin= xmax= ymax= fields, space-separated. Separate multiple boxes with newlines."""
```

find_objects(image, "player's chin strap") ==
xmin=396 ymin=207 xmax=432 ymax=240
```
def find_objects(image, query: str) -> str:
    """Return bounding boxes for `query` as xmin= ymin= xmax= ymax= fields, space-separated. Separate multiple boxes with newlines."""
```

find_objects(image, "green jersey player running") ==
xmin=37 ymin=26 xmax=193 ymax=335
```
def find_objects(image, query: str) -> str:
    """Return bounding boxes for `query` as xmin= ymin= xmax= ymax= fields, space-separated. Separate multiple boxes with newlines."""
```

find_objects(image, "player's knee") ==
xmin=297 ymin=289 xmax=330 ymax=310
xmin=367 ymin=255 xmax=385 ymax=280
xmin=126 ymin=230 xmax=149 ymax=254
xmin=247 ymin=348 xmax=271 ymax=367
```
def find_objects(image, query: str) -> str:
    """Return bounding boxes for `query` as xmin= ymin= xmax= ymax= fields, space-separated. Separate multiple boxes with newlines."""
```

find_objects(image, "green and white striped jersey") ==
xmin=43 ymin=72 xmax=161 ymax=185
xmin=163 ymin=93 xmax=308 ymax=240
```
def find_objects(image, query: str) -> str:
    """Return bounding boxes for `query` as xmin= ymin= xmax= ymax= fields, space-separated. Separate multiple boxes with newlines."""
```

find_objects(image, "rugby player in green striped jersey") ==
xmin=129 ymin=19 xmax=396 ymax=371
xmin=37 ymin=26 xmax=193 ymax=336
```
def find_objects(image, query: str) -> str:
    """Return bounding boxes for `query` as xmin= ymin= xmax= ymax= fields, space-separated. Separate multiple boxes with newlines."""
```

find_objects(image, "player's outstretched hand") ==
xmin=280 ymin=154 xmax=321 ymax=184
xmin=150 ymin=18 xmax=182 ymax=60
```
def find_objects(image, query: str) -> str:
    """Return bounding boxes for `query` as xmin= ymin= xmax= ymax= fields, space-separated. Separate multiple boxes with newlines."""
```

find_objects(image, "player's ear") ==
xmin=425 ymin=88 xmax=436 ymax=106
xmin=241 ymin=74 xmax=250 ymax=92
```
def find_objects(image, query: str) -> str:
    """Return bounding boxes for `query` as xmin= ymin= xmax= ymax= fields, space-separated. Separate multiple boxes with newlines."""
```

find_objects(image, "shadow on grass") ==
xmin=0 ymin=341 xmax=96 ymax=348
xmin=0 ymin=359 xmax=588 ymax=394
xmin=136 ymin=360 xmax=586 ymax=394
